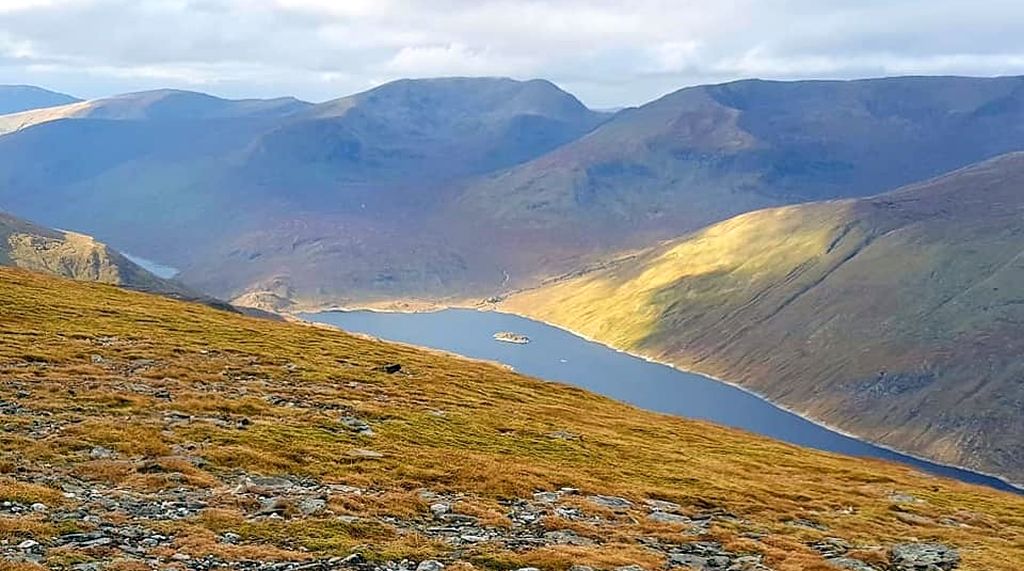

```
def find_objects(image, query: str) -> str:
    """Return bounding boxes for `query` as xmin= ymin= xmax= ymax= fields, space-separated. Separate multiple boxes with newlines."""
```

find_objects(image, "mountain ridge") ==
xmin=1 ymin=75 xmax=1024 ymax=308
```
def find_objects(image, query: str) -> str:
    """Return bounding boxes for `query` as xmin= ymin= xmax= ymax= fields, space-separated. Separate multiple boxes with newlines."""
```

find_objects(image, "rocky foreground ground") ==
xmin=0 ymin=268 xmax=1021 ymax=570
xmin=0 ymin=454 xmax=963 ymax=571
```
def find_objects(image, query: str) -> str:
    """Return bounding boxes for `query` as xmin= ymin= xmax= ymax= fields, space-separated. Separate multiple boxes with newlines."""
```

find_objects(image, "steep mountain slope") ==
xmin=0 ymin=85 xmax=80 ymax=115
xmin=458 ymin=75 xmax=1024 ymax=256
xmin=0 ymin=211 xmax=233 ymax=309
xmin=503 ymin=152 xmax=1024 ymax=485
xmin=0 ymin=211 xmax=182 ymax=292
xmin=1 ymin=267 xmax=1021 ymax=570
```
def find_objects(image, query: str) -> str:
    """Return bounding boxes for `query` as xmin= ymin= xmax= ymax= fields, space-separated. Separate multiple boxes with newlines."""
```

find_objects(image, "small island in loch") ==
xmin=493 ymin=331 xmax=530 ymax=344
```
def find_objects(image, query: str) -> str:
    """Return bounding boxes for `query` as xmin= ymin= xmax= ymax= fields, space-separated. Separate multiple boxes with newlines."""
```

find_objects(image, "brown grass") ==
xmin=0 ymin=267 xmax=1022 ymax=570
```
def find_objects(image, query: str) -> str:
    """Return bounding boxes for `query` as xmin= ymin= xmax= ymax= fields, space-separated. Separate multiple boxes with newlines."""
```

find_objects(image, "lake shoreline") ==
xmin=295 ymin=304 xmax=1024 ymax=494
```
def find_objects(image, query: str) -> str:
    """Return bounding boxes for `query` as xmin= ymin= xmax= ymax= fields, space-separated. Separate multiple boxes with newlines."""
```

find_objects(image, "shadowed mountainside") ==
xmin=0 ymin=77 xmax=608 ymax=305
xmin=2 ymin=76 xmax=1024 ymax=307
xmin=503 ymin=152 xmax=1024 ymax=485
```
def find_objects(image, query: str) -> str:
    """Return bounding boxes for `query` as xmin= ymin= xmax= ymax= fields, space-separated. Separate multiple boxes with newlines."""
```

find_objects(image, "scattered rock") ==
xmin=645 ymin=498 xmax=682 ymax=512
xmin=890 ymin=542 xmax=959 ymax=570
xmin=341 ymin=416 xmax=375 ymax=436
xmin=430 ymin=503 xmax=451 ymax=518
xmin=297 ymin=497 xmax=327 ymax=516
xmin=377 ymin=363 xmax=402 ymax=374
xmin=17 ymin=539 xmax=40 ymax=551
xmin=532 ymin=491 xmax=560 ymax=503
xmin=647 ymin=511 xmax=692 ymax=525
xmin=829 ymin=558 xmax=879 ymax=571
xmin=810 ymin=537 xmax=850 ymax=558
xmin=416 ymin=561 xmax=444 ymax=571
xmin=89 ymin=446 xmax=117 ymax=459
xmin=588 ymin=495 xmax=633 ymax=509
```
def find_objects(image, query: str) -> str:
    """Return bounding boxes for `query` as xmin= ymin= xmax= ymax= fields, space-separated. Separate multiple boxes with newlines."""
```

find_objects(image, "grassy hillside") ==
xmin=503 ymin=152 xmax=1024 ymax=485
xmin=0 ymin=266 xmax=1022 ymax=570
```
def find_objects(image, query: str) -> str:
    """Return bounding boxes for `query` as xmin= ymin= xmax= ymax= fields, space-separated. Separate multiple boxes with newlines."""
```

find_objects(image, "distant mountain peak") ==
xmin=0 ymin=84 xmax=81 ymax=115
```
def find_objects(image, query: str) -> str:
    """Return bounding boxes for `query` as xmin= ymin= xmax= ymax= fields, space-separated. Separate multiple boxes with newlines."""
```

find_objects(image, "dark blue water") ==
xmin=302 ymin=308 xmax=1021 ymax=494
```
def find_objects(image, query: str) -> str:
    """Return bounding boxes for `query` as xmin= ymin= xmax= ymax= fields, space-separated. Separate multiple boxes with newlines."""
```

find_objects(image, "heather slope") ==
xmin=503 ymin=153 xmax=1024 ymax=485
xmin=0 ymin=267 xmax=1022 ymax=570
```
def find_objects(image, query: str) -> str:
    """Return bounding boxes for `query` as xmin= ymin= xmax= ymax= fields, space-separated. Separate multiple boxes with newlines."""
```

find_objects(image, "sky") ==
xmin=1 ymin=0 xmax=1023 ymax=108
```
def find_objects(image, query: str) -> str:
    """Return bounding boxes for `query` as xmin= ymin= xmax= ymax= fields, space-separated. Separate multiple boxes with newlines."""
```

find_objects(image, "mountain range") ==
xmin=2 ymin=76 xmax=1024 ymax=309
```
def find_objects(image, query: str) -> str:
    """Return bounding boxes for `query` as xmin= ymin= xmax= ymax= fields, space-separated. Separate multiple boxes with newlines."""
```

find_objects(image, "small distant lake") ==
xmin=302 ymin=308 xmax=1021 ymax=494
xmin=123 ymin=253 xmax=179 ymax=279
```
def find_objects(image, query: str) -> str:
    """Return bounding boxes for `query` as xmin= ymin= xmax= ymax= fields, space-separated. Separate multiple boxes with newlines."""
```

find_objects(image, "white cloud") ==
xmin=385 ymin=43 xmax=534 ymax=77
xmin=0 ymin=0 xmax=1021 ymax=107
xmin=0 ymin=0 xmax=57 ymax=12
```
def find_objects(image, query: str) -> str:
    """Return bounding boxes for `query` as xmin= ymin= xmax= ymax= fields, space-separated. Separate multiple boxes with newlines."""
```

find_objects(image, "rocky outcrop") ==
xmin=0 ymin=210 xmax=239 ymax=312
xmin=890 ymin=543 xmax=959 ymax=571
